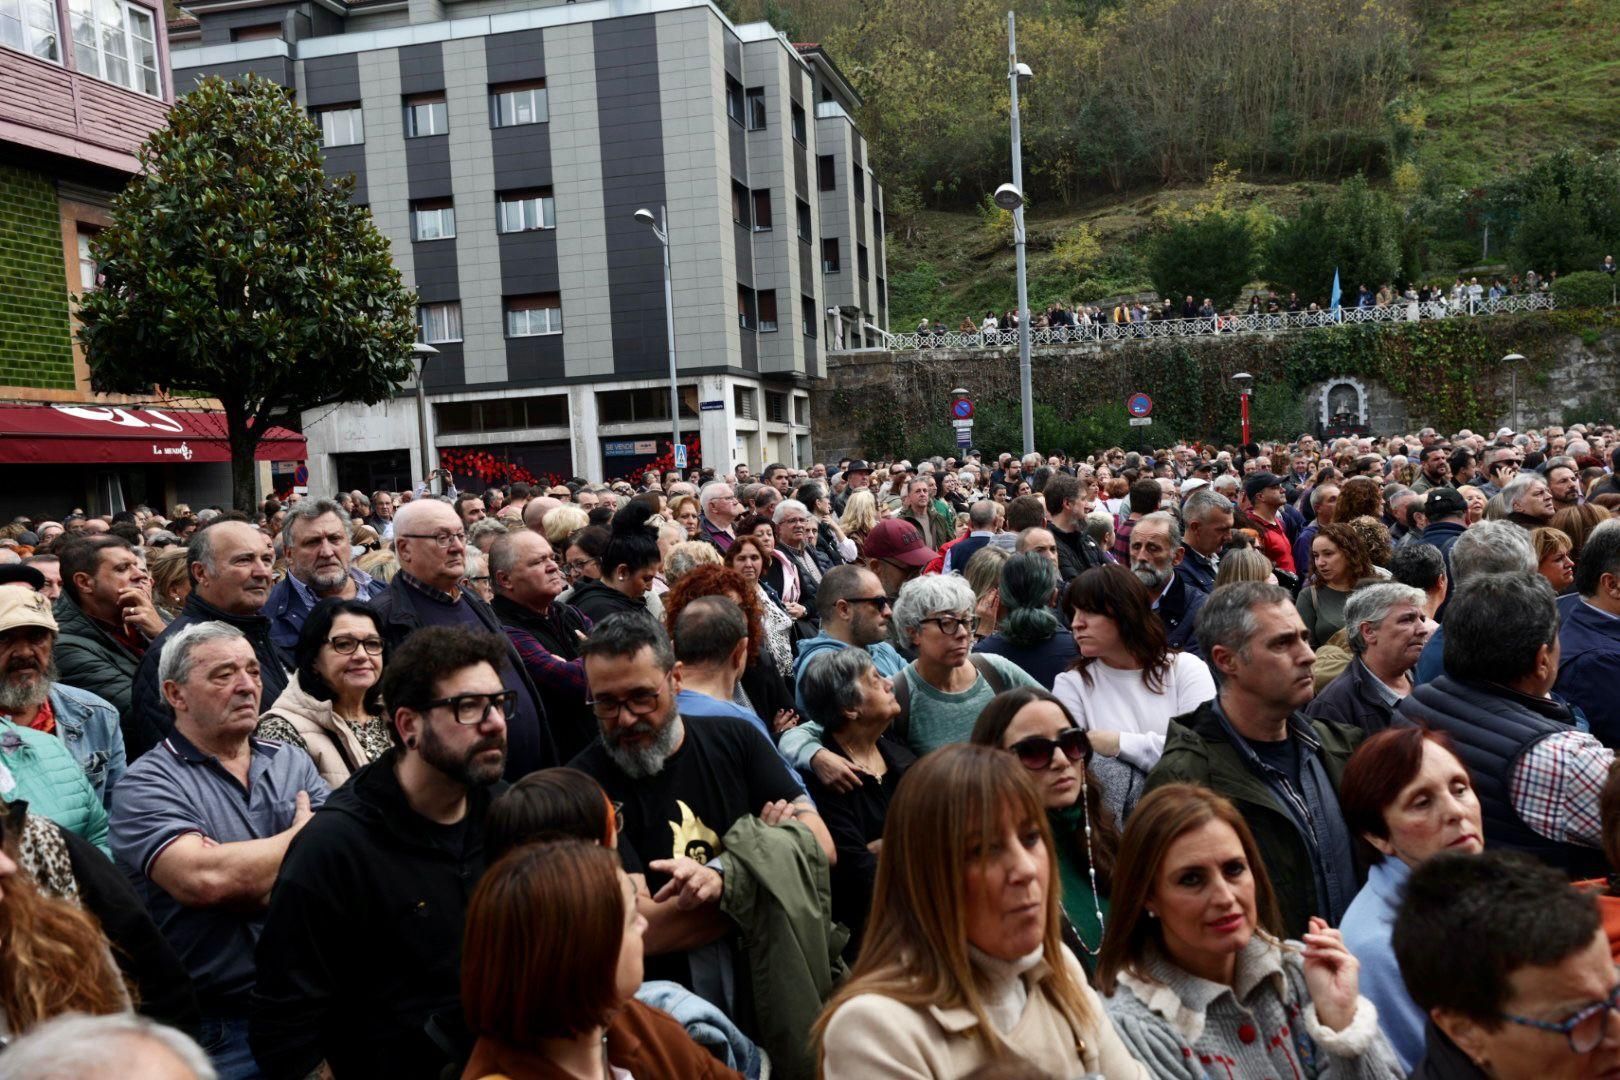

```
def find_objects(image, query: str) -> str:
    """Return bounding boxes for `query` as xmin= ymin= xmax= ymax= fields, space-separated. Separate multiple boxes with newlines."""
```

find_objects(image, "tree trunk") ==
xmin=224 ymin=405 xmax=262 ymax=511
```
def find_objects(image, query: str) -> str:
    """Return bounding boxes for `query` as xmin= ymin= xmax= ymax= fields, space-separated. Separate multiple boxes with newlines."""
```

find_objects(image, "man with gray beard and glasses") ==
xmin=572 ymin=611 xmax=833 ymax=1001
xmin=1129 ymin=511 xmax=1206 ymax=656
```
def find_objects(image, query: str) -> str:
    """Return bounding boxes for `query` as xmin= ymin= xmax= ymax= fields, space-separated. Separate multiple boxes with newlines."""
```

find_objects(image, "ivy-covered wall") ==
xmin=812 ymin=310 xmax=1620 ymax=459
xmin=0 ymin=165 xmax=76 ymax=391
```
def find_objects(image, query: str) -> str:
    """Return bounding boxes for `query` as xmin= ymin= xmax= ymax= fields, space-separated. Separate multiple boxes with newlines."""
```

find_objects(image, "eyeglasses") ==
xmin=400 ymin=530 xmax=468 ymax=549
xmin=422 ymin=690 xmax=517 ymax=726
xmin=564 ymin=557 xmax=599 ymax=580
xmin=585 ymin=670 xmax=674 ymax=719
xmin=919 ymin=613 xmax=978 ymax=637
xmin=1008 ymin=727 xmax=1092 ymax=770
xmin=844 ymin=595 xmax=892 ymax=611
xmin=1499 ymin=979 xmax=1620 ymax=1054
xmin=611 ymin=800 xmax=625 ymax=836
xmin=327 ymin=635 xmax=384 ymax=656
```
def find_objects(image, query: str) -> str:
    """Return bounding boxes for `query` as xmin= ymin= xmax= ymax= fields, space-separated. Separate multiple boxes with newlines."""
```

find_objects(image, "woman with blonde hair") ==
xmin=669 ymin=494 xmax=702 ymax=541
xmin=839 ymin=490 xmax=881 ymax=557
xmin=963 ymin=546 xmax=1010 ymax=641
xmin=1212 ymin=541 xmax=1275 ymax=587
xmin=816 ymin=743 xmax=1148 ymax=1078
xmin=1099 ymin=784 xmax=1401 ymax=1079
xmin=147 ymin=543 xmax=191 ymax=620
xmin=541 ymin=505 xmax=590 ymax=551
xmin=1531 ymin=526 xmax=1576 ymax=593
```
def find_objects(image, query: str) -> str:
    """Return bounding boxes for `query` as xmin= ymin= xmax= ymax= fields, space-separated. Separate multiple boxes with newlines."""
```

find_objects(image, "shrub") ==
xmin=1554 ymin=271 xmax=1616 ymax=309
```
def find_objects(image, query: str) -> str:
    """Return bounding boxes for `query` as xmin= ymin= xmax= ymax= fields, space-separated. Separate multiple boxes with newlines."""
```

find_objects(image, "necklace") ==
xmin=1073 ymin=769 xmax=1107 ymax=956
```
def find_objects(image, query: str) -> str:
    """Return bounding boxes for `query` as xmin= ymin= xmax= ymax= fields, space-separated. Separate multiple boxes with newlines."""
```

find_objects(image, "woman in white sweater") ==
xmin=1053 ymin=566 xmax=1216 ymax=777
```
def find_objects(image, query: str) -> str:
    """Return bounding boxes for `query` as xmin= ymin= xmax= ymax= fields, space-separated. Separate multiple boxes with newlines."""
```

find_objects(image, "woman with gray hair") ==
xmin=888 ymin=574 xmax=1039 ymax=753
xmin=798 ymin=647 xmax=915 ymax=957
xmin=972 ymin=552 xmax=1078 ymax=689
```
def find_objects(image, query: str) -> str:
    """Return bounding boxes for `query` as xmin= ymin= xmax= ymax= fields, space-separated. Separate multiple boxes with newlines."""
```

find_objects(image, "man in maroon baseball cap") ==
xmin=861 ymin=518 xmax=937 ymax=599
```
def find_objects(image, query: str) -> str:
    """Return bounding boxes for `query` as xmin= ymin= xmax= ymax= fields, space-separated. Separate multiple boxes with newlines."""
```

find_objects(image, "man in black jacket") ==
xmin=250 ymin=628 xmax=511 ymax=1080
xmin=1306 ymin=582 xmax=1429 ymax=734
xmin=1044 ymin=473 xmax=1105 ymax=584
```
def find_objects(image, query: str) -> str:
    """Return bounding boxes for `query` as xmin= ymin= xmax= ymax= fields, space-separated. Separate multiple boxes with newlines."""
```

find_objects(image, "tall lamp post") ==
xmin=999 ymin=9 xmax=1034 ymax=457
xmin=1232 ymin=371 xmax=1254 ymax=445
xmin=412 ymin=342 xmax=439 ymax=493
xmin=1502 ymin=352 xmax=1526 ymax=433
xmin=635 ymin=205 xmax=681 ymax=466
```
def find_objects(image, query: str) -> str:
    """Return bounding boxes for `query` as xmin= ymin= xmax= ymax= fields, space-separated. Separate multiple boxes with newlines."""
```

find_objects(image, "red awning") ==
xmin=0 ymin=404 xmax=306 ymax=465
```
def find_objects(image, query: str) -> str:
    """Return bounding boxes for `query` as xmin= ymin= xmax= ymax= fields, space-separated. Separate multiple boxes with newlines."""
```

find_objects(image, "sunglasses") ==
xmin=1008 ymin=727 xmax=1091 ymax=770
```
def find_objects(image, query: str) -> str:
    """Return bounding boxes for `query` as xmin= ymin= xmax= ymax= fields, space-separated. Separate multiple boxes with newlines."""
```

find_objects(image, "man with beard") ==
xmin=111 ymin=622 xmax=327 ymax=1077
xmin=1129 ymin=511 xmax=1205 ymax=656
xmin=1410 ymin=444 xmax=1452 ymax=495
xmin=264 ymin=500 xmax=383 ymax=667
xmin=0 ymin=586 xmax=125 ymax=806
xmin=1304 ymin=583 xmax=1430 ymax=734
xmin=572 ymin=612 xmax=833 ymax=999
xmin=250 ymin=627 xmax=511 ymax=1080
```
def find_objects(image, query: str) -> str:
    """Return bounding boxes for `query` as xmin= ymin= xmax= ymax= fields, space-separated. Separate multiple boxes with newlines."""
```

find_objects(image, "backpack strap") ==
xmin=892 ymin=665 xmax=913 ymax=746
xmin=970 ymin=653 xmax=1008 ymax=695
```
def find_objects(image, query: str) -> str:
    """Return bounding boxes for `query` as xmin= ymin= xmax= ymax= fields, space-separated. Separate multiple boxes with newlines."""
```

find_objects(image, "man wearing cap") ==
xmin=0 ymin=587 xmax=123 ymax=838
xmin=1246 ymin=472 xmax=1296 ymax=575
xmin=861 ymin=518 xmax=936 ymax=602
xmin=1414 ymin=488 xmax=1470 ymax=599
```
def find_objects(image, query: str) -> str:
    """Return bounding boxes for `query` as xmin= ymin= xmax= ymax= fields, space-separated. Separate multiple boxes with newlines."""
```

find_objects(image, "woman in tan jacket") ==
xmin=257 ymin=598 xmax=392 ymax=788
xmin=815 ymin=743 xmax=1149 ymax=1079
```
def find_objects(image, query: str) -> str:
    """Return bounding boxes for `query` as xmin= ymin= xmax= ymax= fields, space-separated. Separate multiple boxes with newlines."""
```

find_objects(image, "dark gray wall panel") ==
xmin=723 ymin=32 xmax=741 ymax=78
xmin=197 ymin=4 xmax=300 ymax=46
xmin=798 ymin=243 xmax=813 ymax=299
xmin=489 ymin=128 xmax=552 ymax=189
xmin=302 ymin=53 xmax=360 ymax=107
xmin=405 ymin=134 xmax=452 ymax=200
xmin=498 ymin=231 xmax=559 ymax=295
xmin=412 ymin=240 xmax=460 ymax=302
xmin=422 ymin=343 xmax=464 ymax=390
xmin=740 ymin=326 xmax=757 ymax=371
xmin=594 ymin=15 xmax=668 ymax=378
xmin=319 ymin=143 xmax=367 ymax=205
xmin=397 ymin=42 xmax=443 ymax=96
xmin=728 ymin=122 xmax=746 ymax=182
xmin=506 ymin=336 xmax=565 ymax=384
xmin=174 ymin=58 xmax=293 ymax=90
xmin=733 ymin=223 xmax=752 ymax=288
xmin=788 ymin=67 xmax=803 ymax=105
xmin=793 ymin=149 xmax=806 ymax=199
xmin=485 ymin=27 xmax=546 ymax=83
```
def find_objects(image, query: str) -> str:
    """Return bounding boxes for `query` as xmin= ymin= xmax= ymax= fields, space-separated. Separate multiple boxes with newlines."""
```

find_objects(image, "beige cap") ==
xmin=0 ymin=588 xmax=57 ymax=636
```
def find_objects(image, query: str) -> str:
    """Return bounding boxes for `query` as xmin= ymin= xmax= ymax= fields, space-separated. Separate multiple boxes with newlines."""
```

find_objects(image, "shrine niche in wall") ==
xmin=1319 ymin=377 xmax=1370 ymax=437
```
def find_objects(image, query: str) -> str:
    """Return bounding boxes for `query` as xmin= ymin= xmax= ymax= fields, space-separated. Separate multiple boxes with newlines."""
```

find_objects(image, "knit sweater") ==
xmin=1104 ymin=936 xmax=1402 ymax=1080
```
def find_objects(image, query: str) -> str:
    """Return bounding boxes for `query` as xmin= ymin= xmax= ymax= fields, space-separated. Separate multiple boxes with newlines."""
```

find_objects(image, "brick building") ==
xmin=168 ymin=0 xmax=888 ymax=490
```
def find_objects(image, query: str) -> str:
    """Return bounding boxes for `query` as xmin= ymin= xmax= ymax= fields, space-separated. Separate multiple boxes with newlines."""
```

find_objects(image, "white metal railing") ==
xmin=864 ymin=292 xmax=1559 ymax=353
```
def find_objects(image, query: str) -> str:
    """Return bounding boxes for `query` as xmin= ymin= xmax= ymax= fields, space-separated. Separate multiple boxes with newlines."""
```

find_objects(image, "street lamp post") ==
xmin=1502 ymin=352 xmax=1526 ymax=433
xmin=635 ymin=205 xmax=681 ymax=466
xmin=412 ymin=342 xmax=439 ymax=493
xmin=1232 ymin=371 xmax=1254 ymax=445
xmin=1003 ymin=10 xmax=1034 ymax=457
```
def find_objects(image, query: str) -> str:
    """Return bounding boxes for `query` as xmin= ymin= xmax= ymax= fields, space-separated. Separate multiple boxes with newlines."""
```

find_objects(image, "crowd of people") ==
xmin=2 ymin=420 xmax=1620 ymax=1078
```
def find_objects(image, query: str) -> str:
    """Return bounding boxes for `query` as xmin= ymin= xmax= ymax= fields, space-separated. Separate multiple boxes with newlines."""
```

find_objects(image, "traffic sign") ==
xmin=956 ymin=427 xmax=972 ymax=447
xmin=1127 ymin=393 xmax=1154 ymax=418
xmin=674 ymin=444 xmax=687 ymax=469
xmin=952 ymin=398 xmax=975 ymax=420
xmin=1129 ymin=417 xmax=1153 ymax=427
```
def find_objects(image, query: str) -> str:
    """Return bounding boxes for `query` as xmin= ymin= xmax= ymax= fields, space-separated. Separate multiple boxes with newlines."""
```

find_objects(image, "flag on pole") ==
xmin=1330 ymin=268 xmax=1342 ymax=323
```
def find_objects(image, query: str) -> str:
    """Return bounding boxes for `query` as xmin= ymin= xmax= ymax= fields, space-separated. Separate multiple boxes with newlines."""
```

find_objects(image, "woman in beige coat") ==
xmin=257 ymin=598 xmax=392 ymax=788
xmin=815 ymin=742 xmax=1149 ymax=1079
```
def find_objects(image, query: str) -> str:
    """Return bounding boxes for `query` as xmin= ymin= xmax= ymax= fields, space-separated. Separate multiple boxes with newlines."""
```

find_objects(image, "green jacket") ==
xmin=719 ymin=816 xmax=848 ymax=1080
xmin=0 ymin=718 xmax=110 ymax=855
xmin=897 ymin=506 xmax=957 ymax=553
xmin=53 ymin=594 xmax=144 ymax=754
xmin=1146 ymin=699 xmax=1363 ymax=937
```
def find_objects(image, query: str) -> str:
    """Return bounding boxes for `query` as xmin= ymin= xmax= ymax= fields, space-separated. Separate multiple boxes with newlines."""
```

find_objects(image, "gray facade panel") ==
xmin=175 ymin=58 xmax=292 ymax=89
xmin=412 ymin=239 xmax=460 ymax=299
xmin=506 ymin=336 xmax=565 ymax=383
xmin=489 ymin=127 xmax=552 ymax=188
xmin=320 ymin=143 xmax=368 ymax=205
xmin=498 ymin=231 xmax=559 ymax=295
xmin=405 ymin=135 xmax=452 ymax=200
xmin=197 ymin=4 xmax=301 ymax=46
xmin=485 ymin=27 xmax=546 ymax=83
xmin=728 ymin=122 xmax=746 ymax=181
xmin=302 ymin=53 xmax=360 ymax=107
xmin=397 ymin=43 xmax=444 ymax=96
xmin=594 ymin=15 xmax=668 ymax=378
xmin=793 ymin=148 xmax=805 ymax=199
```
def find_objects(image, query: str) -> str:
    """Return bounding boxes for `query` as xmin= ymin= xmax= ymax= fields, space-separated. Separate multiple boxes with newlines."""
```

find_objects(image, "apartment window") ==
xmin=316 ymin=105 xmax=364 ymax=147
xmin=411 ymin=198 xmax=455 ymax=242
xmin=416 ymin=302 xmax=462 ymax=344
xmin=505 ymin=293 xmax=563 ymax=337
xmin=724 ymin=76 xmax=744 ymax=126
xmin=791 ymin=102 xmax=806 ymax=144
xmin=796 ymin=199 xmax=812 ymax=243
xmin=731 ymin=181 xmax=750 ymax=229
xmin=76 ymin=231 xmax=98 ymax=292
xmin=857 ymin=243 xmax=869 ymax=280
xmin=758 ymin=291 xmax=778 ymax=333
xmin=822 ymin=238 xmax=840 ymax=274
xmin=2 ymin=0 xmax=61 ymax=60
xmin=751 ymin=189 xmax=772 ymax=232
xmin=737 ymin=285 xmax=756 ymax=331
xmin=436 ymin=395 xmax=567 ymax=435
xmin=801 ymin=295 xmax=817 ymax=339
xmin=491 ymin=80 xmax=548 ymax=127
xmin=765 ymin=390 xmax=788 ymax=422
xmin=734 ymin=385 xmax=757 ymax=420
xmin=69 ymin=0 xmax=158 ymax=96
xmin=817 ymin=154 xmax=836 ymax=192
xmin=404 ymin=94 xmax=448 ymax=138
xmin=498 ymin=189 xmax=555 ymax=232
xmin=745 ymin=86 xmax=766 ymax=130
xmin=231 ymin=22 xmax=279 ymax=40
xmin=854 ymin=169 xmax=865 ymax=203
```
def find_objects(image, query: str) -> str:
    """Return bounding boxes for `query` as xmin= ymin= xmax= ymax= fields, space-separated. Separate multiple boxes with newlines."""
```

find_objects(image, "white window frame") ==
xmin=758 ymin=290 xmax=779 ymax=334
xmin=1 ymin=0 xmax=61 ymax=62
xmin=505 ymin=299 xmax=562 ymax=338
xmin=412 ymin=202 xmax=455 ymax=242
xmin=77 ymin=232 xmax=98 ymax=292
xmin=416 ymin=302 xmax=462 ymax=344
xmin=497 ymin=192 xmax=556 ymax=233
xmin=69 ymin=0 xmax=159 ymax=96
xmin=491 ymin=83 xmax=548 ymax=128
xmin=404 ymin=97 xmax=448 ymax=138
xmin=317 ymin=106 xmax=364 ymax=148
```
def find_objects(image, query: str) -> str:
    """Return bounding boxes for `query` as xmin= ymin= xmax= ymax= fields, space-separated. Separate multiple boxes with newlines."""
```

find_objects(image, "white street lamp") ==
xmin=636 ymin=206 xmax=681 ymax=467
xmin=1006 ymin=11 xmax=1034 ymax=456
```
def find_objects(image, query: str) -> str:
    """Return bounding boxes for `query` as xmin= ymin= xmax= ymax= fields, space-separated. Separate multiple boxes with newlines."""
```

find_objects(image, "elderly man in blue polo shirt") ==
xmin=111 ymin=621 xmax=327 ymax=1080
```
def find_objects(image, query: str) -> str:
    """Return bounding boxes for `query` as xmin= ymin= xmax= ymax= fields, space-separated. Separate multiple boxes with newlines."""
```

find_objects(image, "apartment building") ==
xmin=170 ymin=0 xmax=888 ymax=490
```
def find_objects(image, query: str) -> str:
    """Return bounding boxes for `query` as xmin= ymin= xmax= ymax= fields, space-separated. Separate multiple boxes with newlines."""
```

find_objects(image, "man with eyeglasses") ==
xmin=250 ymin=627 xmax=511 ymax=1080
xmin=1395 ymin=849 xmax=1620 ymax=1079
xmin=264 ymin=500 xmax=384 ymax=668
xmin=573 ymin=612 xmax=832 ymax=1007
xmin=369 ymin=498 xmax=554 ymax=777
xmin=1477 ymin=446 xmax=1522 ymax=500
xmin=697 ymin=482 xmax=742 ymax=553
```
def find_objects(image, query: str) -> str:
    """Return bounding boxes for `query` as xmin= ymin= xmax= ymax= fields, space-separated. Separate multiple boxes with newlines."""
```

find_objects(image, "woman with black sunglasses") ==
xmin=972 ymin=687 xmax=1121 ymax=971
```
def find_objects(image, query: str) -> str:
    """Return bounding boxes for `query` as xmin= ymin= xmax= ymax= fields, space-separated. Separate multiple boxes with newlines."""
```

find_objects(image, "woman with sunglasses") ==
xmin=257 ymin=598 xmax=392 ymax=788
xmin=1098 ymin=784 xmax=1402 ymax=1080
xmin=971 ymin=688 xmax=1121 ymax=971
